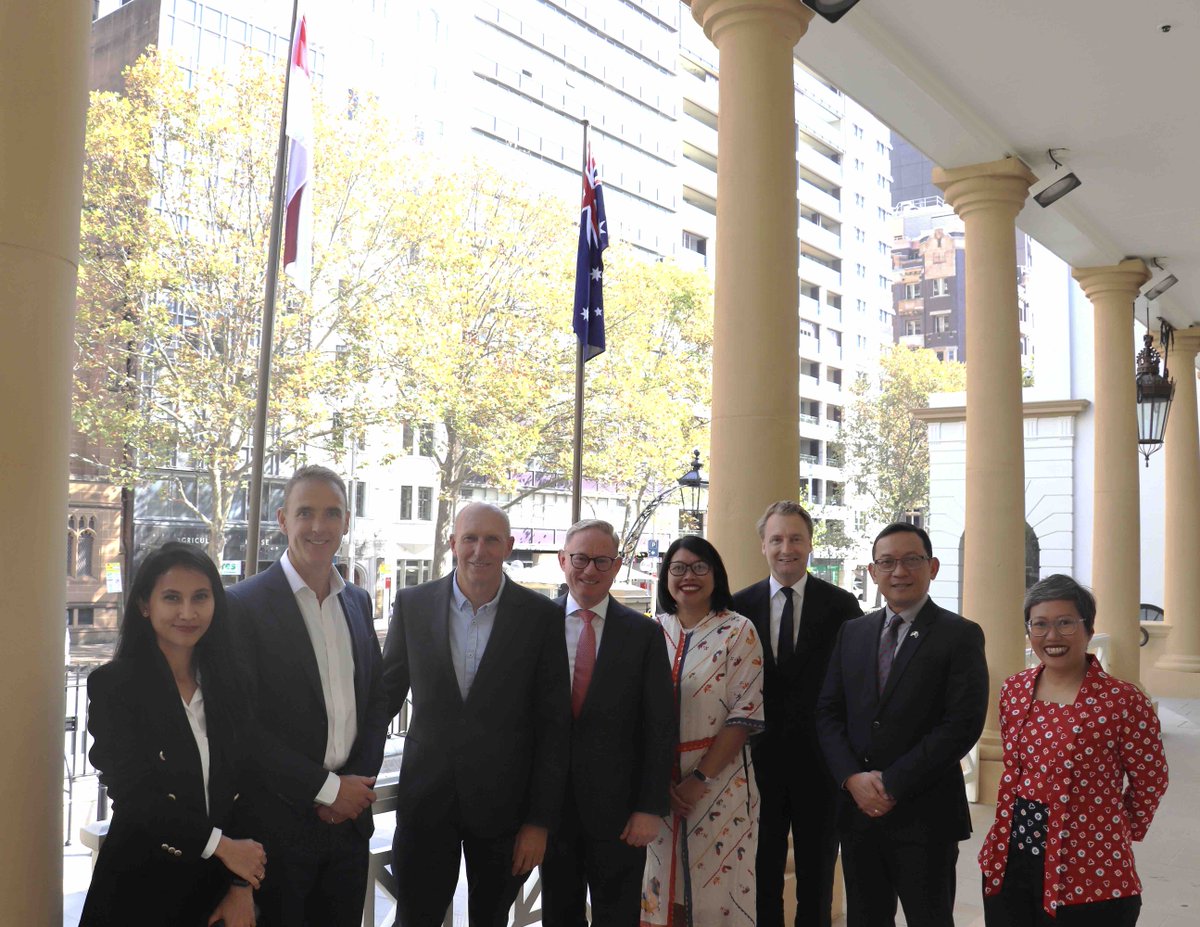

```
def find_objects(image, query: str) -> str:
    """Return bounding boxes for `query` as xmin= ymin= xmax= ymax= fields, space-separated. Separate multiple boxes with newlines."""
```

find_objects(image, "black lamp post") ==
xmin=620 ymin=450 xmax=709 ymax=565
xmin=676 ymin=449 xmax=708 ymax=533
xmin=1135 ymin=324 xmax=1175 ymax=466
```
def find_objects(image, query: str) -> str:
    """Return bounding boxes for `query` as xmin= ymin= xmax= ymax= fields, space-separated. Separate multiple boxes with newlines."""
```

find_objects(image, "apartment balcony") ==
xmin=680 ymin=156 xmax=717 ymax=201
xmin=797 ymin=142 xmax=843 ymax=187
xmin=684 ymin=120 xmax=719 ymax=161
xmin=681 ymin=73 xmax=718 ymax=119
xmin=798 ymin=215 xmax=842 ymax=256
xmin=798 ymin=179 xmax=842 ymax=221
xmin=799 ymin=254 xmax=842 ymax=292
xmin=796 ymin=74 xmax=845 ymax=118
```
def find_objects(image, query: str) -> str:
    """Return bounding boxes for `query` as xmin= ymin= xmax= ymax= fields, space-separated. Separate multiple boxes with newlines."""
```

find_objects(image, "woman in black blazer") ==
xmin=81 ymin=543 xmax=265 ymax=927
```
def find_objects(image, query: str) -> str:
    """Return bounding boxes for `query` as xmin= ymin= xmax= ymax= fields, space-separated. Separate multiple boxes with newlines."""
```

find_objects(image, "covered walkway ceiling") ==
xmin=795 ymin=0 xmax=1200 ymax=328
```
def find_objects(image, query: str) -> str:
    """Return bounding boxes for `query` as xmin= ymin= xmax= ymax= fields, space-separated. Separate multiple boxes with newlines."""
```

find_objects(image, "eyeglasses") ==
xmin=872 ymin=555 xmax=930 ymax=573
xmin=1026 ymin=618 xmax=1083 ymax=638
xmin=566 ymin=553 xmax=616 ymax=573
xmin=667 ymin=561 xmax=712 ymax=577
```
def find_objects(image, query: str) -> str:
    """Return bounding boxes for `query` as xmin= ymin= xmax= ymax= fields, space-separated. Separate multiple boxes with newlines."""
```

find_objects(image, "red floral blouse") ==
xmin=979 ymin=656 xmax=1168 ymax=916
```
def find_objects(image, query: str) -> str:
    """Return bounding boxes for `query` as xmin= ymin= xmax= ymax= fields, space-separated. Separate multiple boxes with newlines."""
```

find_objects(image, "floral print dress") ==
xmin=640 ymin=609 xmax=766 ymax=927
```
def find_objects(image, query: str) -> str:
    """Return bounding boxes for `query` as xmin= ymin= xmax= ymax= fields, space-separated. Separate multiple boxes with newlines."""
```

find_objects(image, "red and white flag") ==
xmin=283 ymin=14 xmax=313 ymax=291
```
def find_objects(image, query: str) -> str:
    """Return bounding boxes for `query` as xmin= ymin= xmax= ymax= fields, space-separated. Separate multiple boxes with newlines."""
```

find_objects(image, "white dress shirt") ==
xmin=564 ymin=593 xmax=609 ymax=681
xmin=280 ymin=550 xmax=358 ymax=806
xmin=449 ymin=572 xmax=506 ymax=699
xmin=180 ymin=683 xmax=222 ymax=859
xmin=880 ymin=594 xmax=928 ymax=658
xmin=767 ymin=573 xmax=809 ymax=659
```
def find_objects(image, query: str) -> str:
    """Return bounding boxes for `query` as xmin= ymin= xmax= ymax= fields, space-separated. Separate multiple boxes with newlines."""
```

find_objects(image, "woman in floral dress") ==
xmin=641 ymin=535 xmax=765 ymax=927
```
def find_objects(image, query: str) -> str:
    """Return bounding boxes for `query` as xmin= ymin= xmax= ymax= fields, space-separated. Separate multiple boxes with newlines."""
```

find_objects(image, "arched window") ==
xmin=1024 ymin=523 xmax=1040 ymax=589
xmin=67 ymin=516 xmax=76 ymax=578
xmin=77 ymin=517 xmax=96 ymax=579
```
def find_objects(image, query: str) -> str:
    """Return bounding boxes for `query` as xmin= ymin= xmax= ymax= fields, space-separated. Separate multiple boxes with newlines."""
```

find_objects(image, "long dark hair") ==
xmin=656 ymin=535 xmax=734 ymax=615
xmin=116 ymin=542 xmax=245 ymax=740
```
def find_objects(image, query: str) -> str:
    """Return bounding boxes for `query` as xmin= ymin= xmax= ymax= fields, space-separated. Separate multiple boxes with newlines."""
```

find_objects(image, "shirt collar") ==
xmin=280 ymin=549 xmax=346 ymax=598
xmin=768 ymin=572 xmax=809 ymax=599
xmin=565 ymin=592 xmax=610 ymax=620
xmin=451 ymin=570 xmax=506 ymax=613
xmin=886 ymin=594 xmax=929 ymax=625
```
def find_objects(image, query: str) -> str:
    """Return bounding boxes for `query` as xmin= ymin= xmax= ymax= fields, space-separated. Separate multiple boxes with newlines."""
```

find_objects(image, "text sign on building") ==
xmin=104 ymin=562 xmax=122 ymax=594
xmin=220 ymin=560 xmax=242 ymax=577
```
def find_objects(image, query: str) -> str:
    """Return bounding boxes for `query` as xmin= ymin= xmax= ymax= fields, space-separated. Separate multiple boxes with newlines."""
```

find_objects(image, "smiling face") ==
xmin=666 ymin=547 xmax=715 ymax=614
xmin=869 ymin=529 xmax=939 ymax=613
xmin=278 ymin=476 xmax=349 ymax=582
xmin=450 ymin=503 xmax=514 ymax=593
xmin=559 ymin=527 xmax=621 ymax=611
xmin=142 ymin=566 xmax=214 ymax=659
xmin=761 ymin=512 xmax=813 ymax=587
xmin=1027 ymin=599 xmax=1092 ymax=674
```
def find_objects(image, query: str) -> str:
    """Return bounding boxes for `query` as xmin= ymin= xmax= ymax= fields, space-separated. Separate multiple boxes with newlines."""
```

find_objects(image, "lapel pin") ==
xmin=910 ymin=631 xmax=919 ymax=638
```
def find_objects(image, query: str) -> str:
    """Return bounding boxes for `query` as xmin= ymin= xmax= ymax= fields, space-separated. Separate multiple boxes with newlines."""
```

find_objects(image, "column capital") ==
xmin=691 ymin=0 xmax=815 ymax=47
xmin=932 ymin=157 xmax=1037 ymax=221
xmin=1071 ymin=259 xmax=1150 ymax=303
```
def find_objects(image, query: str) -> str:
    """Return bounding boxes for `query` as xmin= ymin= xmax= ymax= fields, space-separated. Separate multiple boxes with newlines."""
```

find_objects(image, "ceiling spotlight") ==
xmin=802 ymin=1 xmax=863 ymax=23
xmin=1033 ymin=148 xmax=1082 ymax=208
xmin=1145 ymin=274 xmax=1179 ymax=301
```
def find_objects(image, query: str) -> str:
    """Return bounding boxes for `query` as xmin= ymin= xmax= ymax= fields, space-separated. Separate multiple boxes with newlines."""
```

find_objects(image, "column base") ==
xmin=1155 ymin=653 xmax=1200 ymax=673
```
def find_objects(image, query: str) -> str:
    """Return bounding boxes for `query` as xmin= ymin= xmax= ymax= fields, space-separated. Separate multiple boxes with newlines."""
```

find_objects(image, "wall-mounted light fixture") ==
xmin=1135 ymin=313 xmax=1175 ymax=466
xmin=1033 ymin=148 xmax=1082 ymax=208
xmin=1143 ymin=258 xmax=1179 ymax=301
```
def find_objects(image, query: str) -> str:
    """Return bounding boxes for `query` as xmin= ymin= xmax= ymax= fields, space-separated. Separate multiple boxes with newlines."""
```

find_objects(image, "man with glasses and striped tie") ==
xmin=816 ymin=523 xmax=988 ymax=927
xmin=539 ymin=519 xmax=673 ymax=927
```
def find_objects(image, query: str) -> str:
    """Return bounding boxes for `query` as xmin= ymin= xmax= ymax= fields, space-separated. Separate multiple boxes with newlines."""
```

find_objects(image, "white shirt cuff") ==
xmin=201 ymin=827 xmax=222 ymax=860
xmin=314 ymin=771 xmax=341 ymax=806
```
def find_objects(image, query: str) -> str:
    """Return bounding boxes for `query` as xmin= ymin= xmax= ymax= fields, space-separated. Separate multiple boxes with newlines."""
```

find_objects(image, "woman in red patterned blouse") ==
xmin=978 ymin=574 xmax=1168 ymax=925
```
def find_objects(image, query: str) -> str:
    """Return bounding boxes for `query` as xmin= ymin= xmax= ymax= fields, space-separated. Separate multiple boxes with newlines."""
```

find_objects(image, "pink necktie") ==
xmin=571 ymin=609 xmax=597 ymax=718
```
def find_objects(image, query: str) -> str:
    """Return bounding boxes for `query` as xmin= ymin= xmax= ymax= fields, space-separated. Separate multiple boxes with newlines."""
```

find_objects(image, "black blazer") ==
xmin=226 ymin=562 xmax=389 ymax=840
xmin=554 ymin=594 xmax=673 ymax=838
xmin=383 ymin=574 xmax=571 ymax=837
xmin=80 ymin=657 xmax=251 ymax=926
xmin=732 ymin=573 xmax=862 ymax=779
xmin=815 ymin=597 xmax=988 ymax=840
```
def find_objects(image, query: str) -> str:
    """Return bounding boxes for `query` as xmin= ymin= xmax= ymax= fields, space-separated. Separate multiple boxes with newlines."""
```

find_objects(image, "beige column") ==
xmin=1072 ymin=260 xmax=1151 ymax=685
xmin=1157 ymin=333 xmax=1200 ymax=673
xmin=0 ymin=2 xmax=89 ymax=919
xmin=933 ymin=158 xmax=1036 ymax=801
xmin=691 ymin=0 xmax=813 ymax=588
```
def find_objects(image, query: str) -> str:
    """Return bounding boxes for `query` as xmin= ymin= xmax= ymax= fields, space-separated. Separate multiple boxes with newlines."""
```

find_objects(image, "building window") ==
xmin=681 ymin=231 xmax=707 ymax=256
xmin=418 ymin=424 xmax=435 ymax=457
xmin=932 ymin=313 xmax=951 ymax=334
xmin=354 ymin=481 xmax=366 ymax=517
xmin=878 ymin=241 xmax=888 ymax=254
xmin=856 ymin=263 xmax=866 ymax=278
xmin=905 ymin=282 xmax=921 ymax=299
xmin=904 ymin=319 xmax=922 ymax=336
xmin=931 ymin=277 xmax=950 ymax=297
xmin=67 ymin=518 xmax=76 ymax=578
xmin=67 ymin=607 xmax=95 ymax=627
xmin=854 ymin=193 xmax=865 ymax=207
xmin=397 ymin=559 xmax=432 ymax=588
xmin=879 ymin=274 xmax=890 ymax=289
xmin=853 ymin=123 xmax=864 ymax=139
xmin=877 ymin=207 xmax=888 ymax=221
xmin=400 ymin=485 xmax=412 ymax=520
xmin=417 ymin=487 xmax=433 ymax=521
xmin=402 ymin=422 xmax=414 ymax=452
xmin=855 ymin=227 xmax=865 ymax=243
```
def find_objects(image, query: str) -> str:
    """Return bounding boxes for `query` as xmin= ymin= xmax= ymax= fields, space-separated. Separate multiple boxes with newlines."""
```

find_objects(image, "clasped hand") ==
xmin=316 ymin=774 xmax=377 ymax=824
xmin=846 ymin=770 xmax=896 ymax=818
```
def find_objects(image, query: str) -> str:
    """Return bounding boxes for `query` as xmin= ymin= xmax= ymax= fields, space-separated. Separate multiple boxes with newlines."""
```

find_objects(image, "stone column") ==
xmin=1072 ymin=260 xmax=1151 ymax=685
xmin=933 ymin=158 xmax=1036 ymax=801
xmin=0 ymin=2 xmax=89 ymax=919
xmin=691 ymin=0 xmax=813 ymax=588
xmin=1157 ymin=333 xmax=1200 ymax=673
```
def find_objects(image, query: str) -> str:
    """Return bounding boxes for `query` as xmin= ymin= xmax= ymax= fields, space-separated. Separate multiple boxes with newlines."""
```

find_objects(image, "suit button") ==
xmin=161 ymin=844 xmax=170 ymax=851
xmin=167 ymin=793 xmax=177 ymax=801
xmin=158 ymin=751 xmax=166 ymax=761
xmin=233 ymin=793 xmax=240 ymax=801
xmin=173 ymin=849 xmax=182 ymax=857
xmin=871 ymin=721 xmax=881 ymax=730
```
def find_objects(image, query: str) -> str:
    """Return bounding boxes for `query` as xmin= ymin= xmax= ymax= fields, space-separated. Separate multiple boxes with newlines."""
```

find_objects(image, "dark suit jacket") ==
xmin=815 ymin=597 xmax=988 ymax=840
xmin=226 ymin=562 xmax=389 ymax=840
xmin=554 ymin=594 xmax=673 ymax=838
xmin=383 ymin=574 xmax=571 ymax=837
xmin=732 ymin=573 xmax=862 ymax=787
xmin=81 ymin=656 xmax=251 ymax=926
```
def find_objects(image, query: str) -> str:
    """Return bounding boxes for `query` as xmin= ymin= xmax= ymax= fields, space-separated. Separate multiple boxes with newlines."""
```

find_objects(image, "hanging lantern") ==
xmin=1135 ymin=332 xmax=1174 ymax=466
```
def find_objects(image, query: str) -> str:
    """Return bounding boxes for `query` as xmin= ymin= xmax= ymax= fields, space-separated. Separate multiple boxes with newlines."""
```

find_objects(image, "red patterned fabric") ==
xmin=979 ymin=656 xmax=1169 ymax=916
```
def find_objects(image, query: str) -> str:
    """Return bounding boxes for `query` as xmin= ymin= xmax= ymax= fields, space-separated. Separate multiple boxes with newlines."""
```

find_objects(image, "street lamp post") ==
xmin=620 ymin=450 xmax=709 ymax=569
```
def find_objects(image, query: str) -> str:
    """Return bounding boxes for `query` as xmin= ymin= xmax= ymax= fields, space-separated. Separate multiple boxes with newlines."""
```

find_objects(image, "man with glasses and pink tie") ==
xmin=816 ymin=523 xmax=988 ymax=927
xmin=539 ymin=519 xmax=673 ymax=927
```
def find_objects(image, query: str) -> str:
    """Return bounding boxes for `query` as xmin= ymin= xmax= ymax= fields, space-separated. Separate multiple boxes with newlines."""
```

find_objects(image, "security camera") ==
xmin=1160 ymin=24 xmax=1173 ymax=33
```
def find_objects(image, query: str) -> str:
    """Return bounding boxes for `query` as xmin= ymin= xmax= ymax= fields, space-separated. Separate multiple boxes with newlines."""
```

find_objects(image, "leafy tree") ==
xmin=838 ymin=345 xmax=966 ymax=527
xmin=74 ymin=50 xmax=404 ymax=563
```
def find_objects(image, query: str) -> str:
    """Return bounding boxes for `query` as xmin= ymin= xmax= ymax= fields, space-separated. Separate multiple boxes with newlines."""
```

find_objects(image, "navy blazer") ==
xmin=383 ymin=574 xmax=571 ymax=837
xmin=815 ymin=597 xmax=988 ymax=840
xmin=555 ymin=594 xmax=673 ymax=838
xmin=226 ymin=561 xmax=389 ymax=839
xmin=80 ymin=657 xmax=252 ymax=926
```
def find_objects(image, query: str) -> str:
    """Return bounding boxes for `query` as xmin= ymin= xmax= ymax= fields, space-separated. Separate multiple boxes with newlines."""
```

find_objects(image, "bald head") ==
xmin=450 ymin=502 xmax=514 ymax=606
xmin=453 ymin=502 xmax=511 ymax=536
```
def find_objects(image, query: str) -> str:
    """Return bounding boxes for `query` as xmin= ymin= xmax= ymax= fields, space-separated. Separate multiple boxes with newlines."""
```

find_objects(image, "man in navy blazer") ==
xmin=539 ymin=519 xmax=673 ymax=927
xmin=731 ymin=501 xmax=862 ymax=927
xmin=816 ymin=523 xmax=988 ymax=927
xmin=383 ymin=502 xmax=571 ymax=927
xmin=227 ymin=465 xmax=390 ymax=927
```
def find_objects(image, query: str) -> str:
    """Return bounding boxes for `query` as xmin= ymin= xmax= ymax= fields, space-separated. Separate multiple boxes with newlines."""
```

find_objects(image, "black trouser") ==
xmin=392 ymin=813 xmax=530 ymax=927
xmin=755 ymin=767 xmax=839 ymax=927
xmin=540 ymin=806 xmax=647 ymax=927
xmin=255 ymin=810 xmax=370 ymax=927
xmin=839 ymin=824 xmax=959 ymax=927
xmin=983 ymin=842 xmax=1142 ymax=927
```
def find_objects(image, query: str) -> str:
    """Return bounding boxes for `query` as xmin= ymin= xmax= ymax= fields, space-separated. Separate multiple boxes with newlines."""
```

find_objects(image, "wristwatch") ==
xmin=691 ymin=768 xmax=716 ymax=786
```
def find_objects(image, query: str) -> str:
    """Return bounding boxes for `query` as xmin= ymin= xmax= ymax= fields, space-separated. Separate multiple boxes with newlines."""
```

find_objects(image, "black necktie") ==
xmin=878 ymin=613 xmax=904 ymax=694
xmin=777 ymin=586 xmax=795 ymax=665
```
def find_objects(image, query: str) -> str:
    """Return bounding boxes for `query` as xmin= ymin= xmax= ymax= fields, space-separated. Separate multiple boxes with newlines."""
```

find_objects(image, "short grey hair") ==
xmin=1023 ymin=574 xmax=1096 ymax=633
xmin=564 ymin=519 xmax=620 ymax=552
xmin=756 ymin=500 xmax=814 ymax=539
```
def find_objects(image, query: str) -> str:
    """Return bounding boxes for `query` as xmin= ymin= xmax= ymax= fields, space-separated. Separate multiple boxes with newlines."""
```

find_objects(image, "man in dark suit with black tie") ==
xmin=816 ymin=523 xmax=988 ymax=927
xmin=227 ymin=465 xmax=390 ymax=926
xmin=539 ymin=519 xmax=673 ymax=927
xmin=731 ymin=501 xmax=863 ymax=927
xmin=383 ymin=502 xmax=571 ymax=927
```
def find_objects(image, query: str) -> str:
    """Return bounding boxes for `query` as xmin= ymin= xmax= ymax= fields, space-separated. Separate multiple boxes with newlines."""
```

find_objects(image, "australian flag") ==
xmin=573 ymin=145 xmax=608 ymax=360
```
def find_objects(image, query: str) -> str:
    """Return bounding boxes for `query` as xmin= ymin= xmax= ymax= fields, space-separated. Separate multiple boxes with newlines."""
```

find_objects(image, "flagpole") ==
xmin=246 ymin=0 xmax=301 ymax=576
xmin=570 ymin=120 xmax=589 ymax=525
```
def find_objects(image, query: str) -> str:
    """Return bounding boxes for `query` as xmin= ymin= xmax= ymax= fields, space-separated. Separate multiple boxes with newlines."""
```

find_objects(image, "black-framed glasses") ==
xmin=872 ymin=555 xmax=930 ymax=573
xmin=1026 ymin=618 xmax=1083 ymax=638
xmin=566 ymin=553 xmax=616 ymax=573
xmin=667 ymin=561 xmax=711 ymax=577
